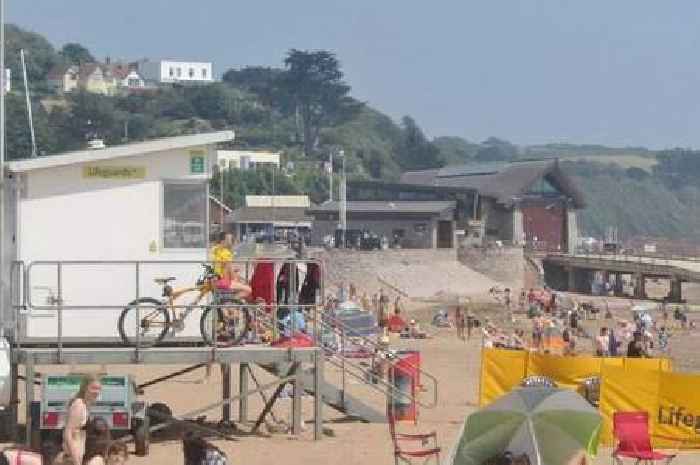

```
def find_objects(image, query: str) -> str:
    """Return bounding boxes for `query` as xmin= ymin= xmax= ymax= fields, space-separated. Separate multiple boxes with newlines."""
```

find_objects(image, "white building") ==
xmin=1 ymin=131 xmax=234 ymax=341
xmin=217 ymin=150 xmax=281 ymax=170
xmin=139 ymin=59 xmax=213 ymax=84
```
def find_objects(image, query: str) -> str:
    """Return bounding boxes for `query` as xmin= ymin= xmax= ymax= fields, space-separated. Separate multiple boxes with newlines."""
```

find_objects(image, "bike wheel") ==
xmin=200 ymin=296 xmax=250 ymax=347
xmin=118 ymin=297 xmax=170 ymax=347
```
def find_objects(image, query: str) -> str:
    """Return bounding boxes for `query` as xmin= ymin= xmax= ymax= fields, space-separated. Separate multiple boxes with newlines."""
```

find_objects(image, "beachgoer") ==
xmin=658 ymin=326 xmax=670 ymax=353
xmin=549 ymin=292 xmax=557 ymax=315
xmin=83 ymin=417 xmax=112 ymax=465
xmin=519 ymin=289 xmax=526 ymax=311
xmin=532 ymin=315 xmax=544 ymax=352
xmin=210 ymin=232 xmax=251 ymax=300
xmin=595 ymin=327 xmax=610 ymax=357
xmin=563 ymin=327 xmax=576 ymax=356
xmin=608 ymin=327 xmax=621 ymax=356
xmin=504 ymin=288 xmax=511 ymax=311
xmin=210 ymin=232 xmax=234 ymax=278
xmin=360 ymin=292 xmax=370 ymax=311
xmin=63 ymin=374 xmax=102 ymax=465
xmin=455 ymin=306 xmax=465 ymax=340
xmin=544 ymin=317 xmax=555 ymax=350
xmin=527 ymin=288 xmax=536 ymax=305
xmin=104 ymin=442 xmax=128 ymax=465
xmin=569 ymin=309 xmax=579 ymax=334
xmin=378 ymin=289 xmax=389 ymax=327
xmin=482 ymin=326 xmax=494 ymax=348
xmin=394 ymin=296 xmax=402 ymax=315
xmin=627 ymin=331 xmax=648 ymax=358
xmin=510 ymin=329 xmax=525 ymax=350
xmin=466 ymin=310 xmax=476 ymax=340
xmin=337 ymin=282 xmax=347 ymax=302
xmin=182 ymin=433 xmax=228 ymax=465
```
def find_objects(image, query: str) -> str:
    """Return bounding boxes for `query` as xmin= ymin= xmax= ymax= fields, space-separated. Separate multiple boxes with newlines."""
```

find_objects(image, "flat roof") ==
xmin=246 ymin=195 xmax=310 ymax=208
xmin=228 ymin=206 xmax=313 ymax=224
xmin=309 ymin=200 xmax=456 ymax=214
xmin=6 ymin=130 xmax=235 ymax=173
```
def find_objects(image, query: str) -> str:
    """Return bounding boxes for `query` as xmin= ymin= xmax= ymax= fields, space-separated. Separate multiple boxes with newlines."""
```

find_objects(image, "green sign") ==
xmin=190 ymin=150 xmax=206 ymax=174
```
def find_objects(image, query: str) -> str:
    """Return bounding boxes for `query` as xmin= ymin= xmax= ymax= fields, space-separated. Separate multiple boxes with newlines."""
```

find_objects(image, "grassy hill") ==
xmin=7 ymin=23 xmax=700 ymax=242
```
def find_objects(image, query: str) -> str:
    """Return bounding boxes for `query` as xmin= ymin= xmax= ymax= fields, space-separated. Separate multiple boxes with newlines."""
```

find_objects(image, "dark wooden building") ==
xmin=349 ymin=160 xmax=585 ymax=253
xmin=307 ymin=201 xmax=457 ymax=249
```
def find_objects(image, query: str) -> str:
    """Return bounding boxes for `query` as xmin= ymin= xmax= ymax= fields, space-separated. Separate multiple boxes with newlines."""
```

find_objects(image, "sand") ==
xmin=8 ymin=297 xmax=700 ymax=465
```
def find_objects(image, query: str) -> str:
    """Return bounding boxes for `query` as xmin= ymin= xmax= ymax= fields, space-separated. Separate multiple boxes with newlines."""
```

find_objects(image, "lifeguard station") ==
xmin=0 ymin=131 xmax=437 ymax=451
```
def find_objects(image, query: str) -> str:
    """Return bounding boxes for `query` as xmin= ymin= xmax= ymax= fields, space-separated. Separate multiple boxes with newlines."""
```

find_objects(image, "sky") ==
xmin=8 ymin=0 xmax=700 ymax=148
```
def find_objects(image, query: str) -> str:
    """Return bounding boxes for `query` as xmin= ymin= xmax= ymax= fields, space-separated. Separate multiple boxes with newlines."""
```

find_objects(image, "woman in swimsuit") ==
xmin=63 ymin=374 xmax=102 ymax=465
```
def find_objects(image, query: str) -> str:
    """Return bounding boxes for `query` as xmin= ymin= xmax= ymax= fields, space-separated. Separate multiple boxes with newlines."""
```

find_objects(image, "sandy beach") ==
xmin=8 ymin=295 xmax=700 ymax=465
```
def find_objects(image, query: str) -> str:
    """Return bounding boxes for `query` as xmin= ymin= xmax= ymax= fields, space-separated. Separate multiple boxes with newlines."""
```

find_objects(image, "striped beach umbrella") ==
xmin=449 ymin=387 xmax=601 ymax=465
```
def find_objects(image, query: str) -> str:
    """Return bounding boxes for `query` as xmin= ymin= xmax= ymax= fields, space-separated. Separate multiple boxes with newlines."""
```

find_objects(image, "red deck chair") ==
xmin=613 ymin=411 xmax=676 ymax=465
xmin=387 ymin=403 xmax=440 ymax=465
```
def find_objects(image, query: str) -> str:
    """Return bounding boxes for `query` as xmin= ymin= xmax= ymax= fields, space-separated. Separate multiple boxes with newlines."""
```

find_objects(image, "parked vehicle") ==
xmin=33 ymin=374 xmax=149 ymax=455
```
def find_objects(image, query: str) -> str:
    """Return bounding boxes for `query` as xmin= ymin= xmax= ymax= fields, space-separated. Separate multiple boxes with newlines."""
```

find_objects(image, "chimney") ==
xmin=105 ymin=56 xmax=111 ymax=65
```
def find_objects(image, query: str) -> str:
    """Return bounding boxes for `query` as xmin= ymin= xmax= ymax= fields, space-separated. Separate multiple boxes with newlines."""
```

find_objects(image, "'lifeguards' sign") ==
xmin=82 ymin=166 xmax=146 ymax=179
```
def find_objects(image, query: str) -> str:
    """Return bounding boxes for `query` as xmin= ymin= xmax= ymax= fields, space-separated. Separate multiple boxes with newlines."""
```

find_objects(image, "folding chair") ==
xmin=612 ymin=411 xmax=676 ymax=465
xmin=387 ymin=403 xmax=440 ymax=465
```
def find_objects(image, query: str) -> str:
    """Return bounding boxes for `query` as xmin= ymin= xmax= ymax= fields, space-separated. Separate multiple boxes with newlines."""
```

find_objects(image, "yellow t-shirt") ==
xmin=211 ymin=244 xmax=233 ymax=277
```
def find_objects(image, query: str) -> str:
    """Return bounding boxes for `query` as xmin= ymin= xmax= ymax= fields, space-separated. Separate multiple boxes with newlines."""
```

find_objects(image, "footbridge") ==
xmin=542 ymin=253 xmax=700 ymax=301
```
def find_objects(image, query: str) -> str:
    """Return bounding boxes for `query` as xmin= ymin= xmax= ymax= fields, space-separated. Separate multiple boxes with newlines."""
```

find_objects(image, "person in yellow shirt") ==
xmin=211 ymin=232 xmax=234 ymax=278
xmin=210 ymin=232 xmax=251 ymax=299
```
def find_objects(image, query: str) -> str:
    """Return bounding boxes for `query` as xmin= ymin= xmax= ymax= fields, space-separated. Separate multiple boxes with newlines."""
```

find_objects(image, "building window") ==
xmin=163 ymin=182 xmax=207 ymax=249
xmin=189 ymin=68 xmax=195 ymax=78
xmin=202 ymin=68 xmax=207 ymax=79
xmin=176 ymin=67 xmax=182 ymax=78
xmin=169 ymin=67 xmax=174 ymax=77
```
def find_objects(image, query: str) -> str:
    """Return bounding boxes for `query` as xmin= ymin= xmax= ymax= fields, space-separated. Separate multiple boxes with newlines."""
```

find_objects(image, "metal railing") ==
xmin=8 ymin=259 xmax=439 ymax=409
xmin=11 ymin=259 xmax=322 ymax=360
xmin=247 ymin=301 xmax=438 ymax=410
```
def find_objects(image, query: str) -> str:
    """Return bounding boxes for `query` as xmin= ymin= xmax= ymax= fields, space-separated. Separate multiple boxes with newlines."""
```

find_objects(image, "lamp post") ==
xmin=328 ymin=149 xmax=333 ymax=203
xmin=338 ymin=150 xmax=346 ymax=248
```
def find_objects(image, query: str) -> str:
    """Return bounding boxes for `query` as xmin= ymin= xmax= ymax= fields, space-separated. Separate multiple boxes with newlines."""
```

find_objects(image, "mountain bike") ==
xmin=117 ymin=264 xmax=251 ymax=347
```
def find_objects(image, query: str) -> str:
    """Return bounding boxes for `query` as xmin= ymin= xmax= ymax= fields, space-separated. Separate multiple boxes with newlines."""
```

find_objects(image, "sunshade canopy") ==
xmin=449 ymin=387 xmax=601 ymax=465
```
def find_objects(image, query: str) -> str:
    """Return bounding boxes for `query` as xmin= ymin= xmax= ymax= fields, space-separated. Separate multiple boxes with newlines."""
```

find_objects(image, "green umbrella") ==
xmin=449 ymin=387 xmax=601 ymax=465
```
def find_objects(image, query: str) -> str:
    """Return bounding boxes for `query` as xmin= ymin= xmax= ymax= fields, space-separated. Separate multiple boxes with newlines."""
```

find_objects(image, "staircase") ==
xmin=251 ymin=305 xmax=438 ymax=423
xmin=259 ymin=361 xmax=387 ymax=423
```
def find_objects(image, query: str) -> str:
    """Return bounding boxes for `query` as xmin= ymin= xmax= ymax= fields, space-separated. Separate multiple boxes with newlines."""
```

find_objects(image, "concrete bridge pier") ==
xmin=567 ymin=266 xmax=576 ymax=291
xmin=613 ymin=272 xmax=624 ymax=297
xmin=670 ymin=278 xmax=683 ymax=302
xmin=633 ymin=273 xmax=646 ymax=299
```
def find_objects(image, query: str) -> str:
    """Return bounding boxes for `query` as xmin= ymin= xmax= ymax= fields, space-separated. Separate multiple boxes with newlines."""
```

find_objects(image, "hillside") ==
xmin=7 ymin=23 xmax=700 ymax=243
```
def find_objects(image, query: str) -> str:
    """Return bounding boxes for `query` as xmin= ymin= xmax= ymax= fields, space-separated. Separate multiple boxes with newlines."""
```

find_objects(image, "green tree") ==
xmin=62 ymin=91 xmax=119 ymax=144
xmin=395 ymin=116 xmax=443 ymax=170
xmin=474 ymin=136 xmax=517 ymax=162
xmin=5 ymin=24 xmax=60 ymax=93
xmin=59 ymin=43 xmax=95 ymax=65
xmin=222 ymin=66 xmax=283 ymax=106
xmin=5 ymin=94 xmax=53 ymax=159
xmin=433 ymin=136 xmax=480 ymax=165
xmin=277 ymin=49 xmax=362 ymax=157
